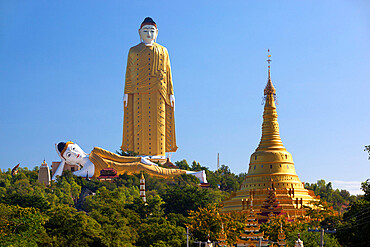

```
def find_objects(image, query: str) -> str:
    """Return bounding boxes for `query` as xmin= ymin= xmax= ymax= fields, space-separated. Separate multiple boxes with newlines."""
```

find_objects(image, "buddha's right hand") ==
xmin=123 ymin=94 xmax=128 ymax=107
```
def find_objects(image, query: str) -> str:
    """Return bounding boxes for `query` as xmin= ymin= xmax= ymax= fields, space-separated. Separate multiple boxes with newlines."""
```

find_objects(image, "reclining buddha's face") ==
xmin=63 ymin=143 xmax=86 ymax=165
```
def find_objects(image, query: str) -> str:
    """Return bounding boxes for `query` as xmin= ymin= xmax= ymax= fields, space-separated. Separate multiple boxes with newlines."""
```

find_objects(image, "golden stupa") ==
xmin=222 ymin=52 xmax=318 ymax=221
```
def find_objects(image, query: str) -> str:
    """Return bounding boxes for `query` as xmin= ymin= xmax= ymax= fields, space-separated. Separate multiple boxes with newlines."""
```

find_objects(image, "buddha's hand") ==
xmin=170 ymin=94 xmax=175 ymax=108
xmin=123 ymin=94 xmax=128 ymax=107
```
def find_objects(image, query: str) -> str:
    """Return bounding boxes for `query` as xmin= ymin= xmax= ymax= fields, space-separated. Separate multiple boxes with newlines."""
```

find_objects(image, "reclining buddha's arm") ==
xmin=52 ymin=159 xmax=65 ymax=180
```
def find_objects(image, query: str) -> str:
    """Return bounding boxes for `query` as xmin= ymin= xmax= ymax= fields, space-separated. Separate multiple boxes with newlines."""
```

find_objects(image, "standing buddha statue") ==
xmin=121 ymin=17 xmax=177 ymax=158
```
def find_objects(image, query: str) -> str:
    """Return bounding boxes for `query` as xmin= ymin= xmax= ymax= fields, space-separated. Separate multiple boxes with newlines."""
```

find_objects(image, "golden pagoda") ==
xmin=222 ymin=51 xmax=318 ymax=220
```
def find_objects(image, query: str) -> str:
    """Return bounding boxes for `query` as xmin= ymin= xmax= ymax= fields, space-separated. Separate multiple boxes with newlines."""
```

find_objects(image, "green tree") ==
xmin=305 ymin=179 xmax=357 ymax=211
xmin=136 ymin=218 xmax=186 ymax=247
xmin=166 ymin=212 xmax=190 ymax=227
xmin=1 ymin=193 xmax=50 ymax=212
xmin=129 ymin=195 xmax=165 ymax=219
xmin=204 ymin=165 xmax=242 ymax=192
xmin=219 ymin=173 xmax=240 ymax=192
xmin=83 ymin=186 xmax=140 ymax=246
xmin=175 ymin=159 xmax=190 ymax=170
xmin=0 ymin=203 xmax=51 ymax=246
xmin=162 ymin=185 xmax=213 ymax=216
xmin=261 ymin=215 xmax=340 ymax=246
xmin=304 ymin=200 xmax=339 ymax=229
xmin=191 ymin=161 xmax=208 ymax=171
xmin=361 ymin=179 xmax=370 ymax=201
xmin=187 ymin=203 xmax=244 ymax=245
xmin=286 ymin=228 xmax=340 ymax=247
xmin=45 ymin=205 xmax=102 ymax=246
xmin=173 ymin=173 xmax=200 ymax=187
xmin=336 ymin=179 xmax=370 ymax=246
xmin=88 ymin=205 xmax=139 ymax=247
xmin=260 ymin=216 xmax=306 ymax=242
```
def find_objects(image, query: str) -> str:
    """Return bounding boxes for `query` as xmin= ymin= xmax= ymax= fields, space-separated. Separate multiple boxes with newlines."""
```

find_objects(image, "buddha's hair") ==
xmin=141 ymin=17 xmax=157 ymax=29
xmin=57 ymin=142 xmax=66 ymax=153
xmin=57 ymin=141 xmax=73 ymax=157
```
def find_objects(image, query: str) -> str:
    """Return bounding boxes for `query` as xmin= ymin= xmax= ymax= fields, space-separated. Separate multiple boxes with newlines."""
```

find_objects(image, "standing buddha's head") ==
xmin=139 ymin=17 xmax=158 ymax=45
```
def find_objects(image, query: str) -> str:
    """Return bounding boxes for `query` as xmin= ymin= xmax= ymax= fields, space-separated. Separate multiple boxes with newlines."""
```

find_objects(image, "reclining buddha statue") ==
xmin=52 ymin=141 xmax=207 ymax=183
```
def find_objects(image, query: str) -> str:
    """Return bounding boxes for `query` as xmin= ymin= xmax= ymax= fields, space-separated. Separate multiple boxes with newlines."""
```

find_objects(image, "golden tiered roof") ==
xmin=222 ymin=51 xmax=318 ymax=220
xmin=237 ymin=202 xmax=269 ymax=246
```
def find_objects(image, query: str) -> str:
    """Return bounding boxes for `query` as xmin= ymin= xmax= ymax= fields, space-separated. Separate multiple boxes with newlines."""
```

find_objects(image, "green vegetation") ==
xmin=0 ymin=162 xmax=242 ymax=246
xmin=187 ymin=203 xmax=245 ymax=245
xmin=0 ymin=162 xmax=368 ymax=246
xmin=305 ymin=179 xmax=359 ymax=212
xmin=336 ymin=179 xmax=370 ymax=246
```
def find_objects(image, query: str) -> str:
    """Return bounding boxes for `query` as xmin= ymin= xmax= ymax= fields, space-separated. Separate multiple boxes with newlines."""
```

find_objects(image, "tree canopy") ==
xmin=0 ymin=160 xmax=367 ymax=246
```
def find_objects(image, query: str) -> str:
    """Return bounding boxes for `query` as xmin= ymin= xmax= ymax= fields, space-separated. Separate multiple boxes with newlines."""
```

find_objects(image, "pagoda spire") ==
xmin=256 ymin=50 xmax=286 ymax=152
xmin=264 ymin=49 xmax=276 ymax=96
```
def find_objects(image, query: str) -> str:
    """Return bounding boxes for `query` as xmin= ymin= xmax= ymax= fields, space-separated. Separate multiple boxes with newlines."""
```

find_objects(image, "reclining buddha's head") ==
xmin=139 ymin=17 xmax=158 ymax=45
xmin=57 ymin=142 xmax=87 ymax=165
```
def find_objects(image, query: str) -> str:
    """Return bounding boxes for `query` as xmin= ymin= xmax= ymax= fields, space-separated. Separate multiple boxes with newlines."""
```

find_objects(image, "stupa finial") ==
xmin=267 ymin=49 xmax=272 ymax=68
xmin=264 ymin=49 xmax=276 ymax=95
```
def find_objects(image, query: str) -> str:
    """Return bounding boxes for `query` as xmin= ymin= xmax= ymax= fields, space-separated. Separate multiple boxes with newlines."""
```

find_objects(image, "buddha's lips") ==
xmin=77 ymin=154 xmax=80 ymax=158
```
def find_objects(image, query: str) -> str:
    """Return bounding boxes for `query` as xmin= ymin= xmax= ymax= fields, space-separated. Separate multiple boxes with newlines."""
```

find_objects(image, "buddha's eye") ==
xmin=67 ymin=153 xmax=71 ymax=157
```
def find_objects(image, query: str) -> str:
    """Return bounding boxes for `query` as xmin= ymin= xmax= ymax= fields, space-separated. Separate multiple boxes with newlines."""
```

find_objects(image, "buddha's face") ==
xmin=139 ymin=25 xmax=158 ymax=44
xmin=63 ymin=143 xmax=86 ymax=165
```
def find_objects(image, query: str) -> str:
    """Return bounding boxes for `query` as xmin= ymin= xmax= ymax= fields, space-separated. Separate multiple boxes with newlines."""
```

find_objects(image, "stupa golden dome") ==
xmin=222 ymin=52 xmax=318 ymax=221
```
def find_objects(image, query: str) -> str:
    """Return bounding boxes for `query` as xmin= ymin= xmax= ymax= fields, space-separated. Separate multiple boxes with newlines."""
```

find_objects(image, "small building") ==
xmin=97 ymin=168 xmax=118 ymax=182
xmin=200 ymin=183 xmax=211 ymax=188
xmin=38 ymin=160 xmax=51 ymax=186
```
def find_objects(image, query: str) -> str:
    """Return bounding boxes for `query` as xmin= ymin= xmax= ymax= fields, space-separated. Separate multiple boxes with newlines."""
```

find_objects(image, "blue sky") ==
xmin=1 ymin=1 xmax=369 ymax=194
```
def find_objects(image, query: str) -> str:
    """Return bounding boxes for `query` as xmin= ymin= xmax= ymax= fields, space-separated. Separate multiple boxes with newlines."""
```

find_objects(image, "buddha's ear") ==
xmin=138 ymin=29 xmax=143 ymax=42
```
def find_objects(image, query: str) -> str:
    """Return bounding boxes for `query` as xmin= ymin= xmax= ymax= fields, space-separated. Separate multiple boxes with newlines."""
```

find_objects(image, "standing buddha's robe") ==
xmin=121 ymin=42 xmax=177 ymax=156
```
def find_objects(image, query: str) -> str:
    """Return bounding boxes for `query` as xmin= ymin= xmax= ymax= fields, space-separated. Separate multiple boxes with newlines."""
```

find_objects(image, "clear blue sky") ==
xmin=1 ymin=1 xmax=369 ymax=194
